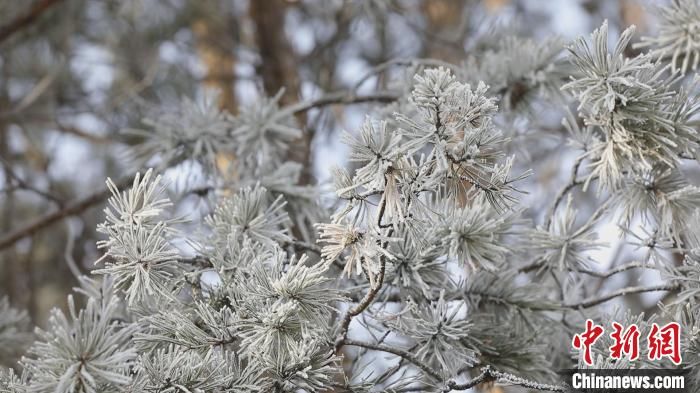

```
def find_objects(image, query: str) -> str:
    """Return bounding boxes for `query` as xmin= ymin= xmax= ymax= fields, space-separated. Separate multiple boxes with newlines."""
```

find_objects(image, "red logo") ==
xmin=647 ymin=322 xmax=681 ymax=365
xmin=609 ymin=322 xmax=640 ymax=361
xmin=573 ymin=320 xmax=681 ymax=366
xmin=572 ymin=319 xmax=605 ymax=365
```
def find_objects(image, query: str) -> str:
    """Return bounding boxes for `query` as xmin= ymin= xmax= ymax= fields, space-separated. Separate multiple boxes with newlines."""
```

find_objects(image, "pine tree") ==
xmin=2 ymin=1 xmax=700 ymax=392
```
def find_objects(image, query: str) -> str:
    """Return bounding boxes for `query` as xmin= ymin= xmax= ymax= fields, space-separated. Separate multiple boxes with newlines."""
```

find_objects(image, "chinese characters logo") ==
xmin=572 ymin=319 xmax=681 ymax=366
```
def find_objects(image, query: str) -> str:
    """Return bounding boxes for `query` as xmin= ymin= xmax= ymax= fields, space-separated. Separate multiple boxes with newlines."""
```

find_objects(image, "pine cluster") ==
xmin=3 ymin=2 xmax=700 ymax=392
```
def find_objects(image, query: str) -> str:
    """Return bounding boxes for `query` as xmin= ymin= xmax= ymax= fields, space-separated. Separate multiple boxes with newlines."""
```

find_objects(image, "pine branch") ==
xmin=447 ymin=367 xmax=565 ymax=392
xmin=0 ymin=90 xmax=398 ymax=253
xmin=563 ymin=283 xmax=680 ymax=309
xmin=334 ymin=247 xmax=387 ymax=350
xmin=342 ymin=339 xmax=565 ymax=392
xmin=335 ymin=194 xmax=391 ymax=350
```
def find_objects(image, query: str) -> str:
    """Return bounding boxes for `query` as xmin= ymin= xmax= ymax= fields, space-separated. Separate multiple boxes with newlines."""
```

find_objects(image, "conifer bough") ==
xmin=3 ymin=3 xmax=700 ymax=392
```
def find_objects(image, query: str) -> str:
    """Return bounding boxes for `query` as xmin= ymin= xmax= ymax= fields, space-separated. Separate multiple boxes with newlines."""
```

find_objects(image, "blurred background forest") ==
xmin=0 ymin=0 xmax=666 ymax=331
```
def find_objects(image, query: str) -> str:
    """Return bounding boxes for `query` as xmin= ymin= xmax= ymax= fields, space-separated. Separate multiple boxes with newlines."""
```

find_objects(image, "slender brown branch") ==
xmin=335 ymin=250 xmax=387 ymax=350
xmin=0 ymin=158 xmax=63 ymax=207
xmin=335 ymin=190 xmax=391 ymax=350
xmin=343 ymin=339 xmax=565 ymax=392
xmin=0 ymin=176 xmax=132 ymax=252
xmin=444 ymin=367 xmax=495 ymax=391
xmin=520 ymin=259 xmax=657 ymax=278
xmin=342 ymin=338 xmax=443 ymax=381
xmin=563 ymin=283 xmax=680 ymax=309
xmin=544 ymin=154 xmax=585 ymax=229
xmin=55 ymin=125 xmax=113 ymax=144
xmin=0 ymin=0 xmax=64 ymax=44
xmin=286 ymin=91 xmax=400 ymax=115
xmin=352 ymin=58 xmax=458 ymax=91
xmin=178 ymin=255 xmax=213 ymax=269
xmin=576 ymin=260 xmax=657 ymax=278
xmin=455 ymin=368 xmax=565 ymax=392
xmin=518 ymin=257 xmax=546 ymax=274
xmin=284 ymin=240 xmax=321 ymax=255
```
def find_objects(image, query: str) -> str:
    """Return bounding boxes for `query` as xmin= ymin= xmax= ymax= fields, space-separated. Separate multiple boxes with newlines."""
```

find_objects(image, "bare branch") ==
xmin=563 ymin=283 xmax=680 ymax=309
xmin=0 ymin=176 xmax=132 ymax=252
xmin=0 ymin=158 xmax=64 ymax=207
xmin=0 ymin=0 xmax=64 ymax=44
xmin=335 ymin=192 xmax=391 ymax=350
xmin=285 ymin=91 xmax=400 ymax=116
xmin=342 ymin=338 xmax=443 ymax=382
xmin=55 ymin=125 xmax=113 ymax=145
xmin=335 ymin=250 xmax=387 ymax=350
xmin=352 ymin=58 xmax=458 ymax=91
xmin=544 ymin=154 xmax=584 ymax=229
xmin=519 ymin=258 xmax=655 ymax=279
xmin=342 ymin=339 xmax=565 ymax=392
xmin=284 ymin=240 xmax=321 ymax=255
xmin=576 ymin=260 xmax=657 ymax=278
xmin=451 ymin=368 xmax=565 ymax=392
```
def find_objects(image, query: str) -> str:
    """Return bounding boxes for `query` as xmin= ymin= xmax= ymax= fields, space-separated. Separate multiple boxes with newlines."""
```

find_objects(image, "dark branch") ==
xmin=287 ymin=91 xmax=400 ymax=115
xmin=0 ymin=0 xmax=64 ymax=44
xmin=448 ymin=367 xmax=565 ymax=392
xmin=576 ymin=260 xmax=657 ymax=278
xmin=563 ymin=283 xmax=680 ymax=309
xmin=0 ymin=176 xmax=132 ymax=252
xmin=335 ymin=190 xmax=391 ymax=350
xmin=342 ymin=338 xmax=443 ymax=381
xmin=520 ymin=260 xmax=657 ymax=278
xmin=544 ymin=154 xmax=584 ymax=229
xmin=284 ymin=240 xmax=321 ymax=255
xmin=342 ymin=339 xmax=565 ymax=392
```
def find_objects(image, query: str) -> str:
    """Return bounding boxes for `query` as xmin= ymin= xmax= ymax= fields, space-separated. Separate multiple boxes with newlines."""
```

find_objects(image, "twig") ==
xmin=444 ymin=367 xmax=495 ymax=391
xmin=284 ymin=240 xmax=321 ymax=255
xmin=342 ymin=339 xmax=565 ymax=392
xmin=55 ymin=124 xmax=113 ymax=144
xmin=335 ymin=248 xmax=386 ymax=350
xmin=518 ymin=259 xmax=656 ymax=278
xmin=544 ymin=154 xmax=584 ymax=229
xmin=520 ymin=259 xmax=657 ymax=278
xmin=563 ymin=283 xmax=680 ymax=309
xmin=335 ymin=190 xmax=391 ymax=350
xmin=0 ymin=158 xmax=64 ymax=207
xmin=0 ymin=176 xmax=133 ymax=251
xmin=576 ymin=260 xmax=657 ymax=278
xmin=518 ymin=257 xmax=546 ymax=274
xmin=352 ymin=58 xmax=458 ymax=91
xmin=342 ymin=338 xmax=443 ymax=382
xmin=284 ymin=91 xmax=400 ymax=116
xmin=446 ymin=367 xmax=565 ymax=392
xmin=0 ymin=0 xmax=64 ymax=44
xmin=9 ymin=67 xmax=61 ymax=114
xmin=178 ymin=255 xmax=213 ymax=269
xmin=470 ymin=368 xmax=566 ymax=392
xmin=63 ymin=219 xmax=82 ymax=279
